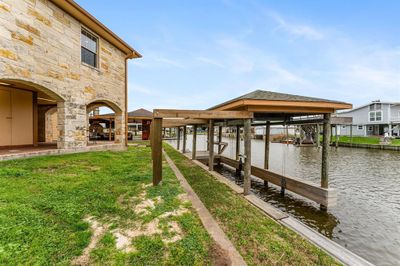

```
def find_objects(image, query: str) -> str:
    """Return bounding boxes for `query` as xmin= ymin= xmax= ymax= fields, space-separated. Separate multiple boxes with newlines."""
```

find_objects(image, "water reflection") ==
xmin=217 ymin=164 xmax=340 ymax=238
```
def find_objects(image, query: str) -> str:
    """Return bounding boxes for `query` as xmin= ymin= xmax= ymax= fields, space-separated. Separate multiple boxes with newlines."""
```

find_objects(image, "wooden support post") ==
xmin=32 ymin=92 xmax=38 ymax=147
xmin=182 ymin=126 xmax=187 ymax=153
xmin=192 ymin=125 xmax=197 ymax=160
xmin=264 ymin=122 xmax=270 ymax=188
xmin=286 ymin=124 xmax=289 ymax=146
xmin=218 ymin=126 xmax=222 ymax=154
xmin=316 ymin=124 xmax=321 ymax=148
xmin=177 ymin=127 xmax=181 ymax=150
xmin=335 ymin=125 xmax=339 ymax=148
xmin=321 ymin=113 xmax=331 ymax=211
xmin=152 ymin=118 xmax=162 ymax=186
xmin=350 ymin=124 xmax=353 ymax=146
xmin=206 ymin=126 xmax=209 ymax=151
xmin=208 ymin=120 xmax=214 ymax=171
xmin=235 ymin=125 xmax=240 ymax=160
xmin=243 ymin=118 xmax=252 ymax=196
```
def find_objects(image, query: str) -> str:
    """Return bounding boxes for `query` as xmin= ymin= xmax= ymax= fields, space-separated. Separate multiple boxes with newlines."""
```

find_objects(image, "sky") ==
xmin=77 ymin=0 xmax=400 ymax=112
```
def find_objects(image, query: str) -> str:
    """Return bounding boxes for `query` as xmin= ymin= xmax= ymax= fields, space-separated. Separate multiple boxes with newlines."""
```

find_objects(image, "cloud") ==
xmin=195 ymin=56 xmax=225 ymax=68
xmin=270 ymin=13 xmax=324 ymax=40
xmin=129 ymin=50 xmax=185 ymax=69
xmin=128 ymin=83 xmax=157 ymax=96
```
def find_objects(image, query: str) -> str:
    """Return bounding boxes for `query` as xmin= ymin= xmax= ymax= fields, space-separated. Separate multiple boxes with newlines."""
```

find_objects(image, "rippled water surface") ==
xmin=168 ymin=135 xmax=400 ymax=266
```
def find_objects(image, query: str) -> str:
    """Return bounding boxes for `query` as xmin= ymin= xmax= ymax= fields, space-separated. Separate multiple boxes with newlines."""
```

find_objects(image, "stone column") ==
xmin=114 ymin=112 xmax=126 ymax=145
xmin=57 ymin=101 xmax=87 ymax=149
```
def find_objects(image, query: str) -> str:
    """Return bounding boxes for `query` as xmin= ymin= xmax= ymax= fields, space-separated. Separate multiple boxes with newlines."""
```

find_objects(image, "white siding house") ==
xmin=336 ymin=101 xmax=400 ymax=137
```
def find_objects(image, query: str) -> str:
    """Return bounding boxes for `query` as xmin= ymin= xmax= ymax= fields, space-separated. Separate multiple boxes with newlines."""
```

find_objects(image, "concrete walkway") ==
xmin=163 ymin=150 xmax=247 ymax=266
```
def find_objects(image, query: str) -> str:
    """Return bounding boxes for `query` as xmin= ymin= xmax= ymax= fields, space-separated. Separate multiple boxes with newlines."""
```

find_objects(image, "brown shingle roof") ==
xmin=209 ymin=90 xmax=350 ymax=110
xmin=128 ymin=108 xmax=153 ymax=118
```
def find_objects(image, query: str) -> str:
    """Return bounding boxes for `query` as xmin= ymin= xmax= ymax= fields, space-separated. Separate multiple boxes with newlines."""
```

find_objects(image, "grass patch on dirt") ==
xmin=0 ymin=145 xmax=214 ymax=265
xmin=164 ymin=143 xmax=340 ymax=266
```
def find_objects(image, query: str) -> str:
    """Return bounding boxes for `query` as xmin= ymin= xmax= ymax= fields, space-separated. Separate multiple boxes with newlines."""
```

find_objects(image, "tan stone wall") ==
xmin=0 ymin=0 xmax=127 ymax=148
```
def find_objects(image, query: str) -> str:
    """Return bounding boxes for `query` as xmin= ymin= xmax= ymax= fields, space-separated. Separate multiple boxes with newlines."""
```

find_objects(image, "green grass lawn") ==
xmin=0 ymin=146 xmax=215 ymax=265
xmin=390 ymin=139 xmax=400 ymax=146
xmin=164 ymin=143 xmax=340 ymax=266
xmin=334 ymin=136 xmax=381 ymax=145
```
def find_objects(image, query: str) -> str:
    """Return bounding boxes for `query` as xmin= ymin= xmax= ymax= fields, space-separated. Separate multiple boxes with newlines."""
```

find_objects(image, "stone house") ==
xmin=0 ymin=0 xmax=141 ymax=149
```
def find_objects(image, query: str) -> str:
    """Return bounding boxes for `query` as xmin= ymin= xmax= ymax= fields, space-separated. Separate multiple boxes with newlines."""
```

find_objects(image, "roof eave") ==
xmin=50 ymin=0 xmax=141 ymax=59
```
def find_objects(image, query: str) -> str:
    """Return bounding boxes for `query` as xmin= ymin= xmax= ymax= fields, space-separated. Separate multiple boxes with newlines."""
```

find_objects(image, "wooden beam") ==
xmin=269 ymin=118 xmax=325 ymax=126
xmin=208 ymin=120 xmax=214 ymax=171
xmin=247 ymin=106 xmax=335 ymax=114
xmin=192 ymin=125 xmax=197 ymax=160
xmin=153 ymin=109 xmax=253 ymax=119
xmin=243 ymin=118 xmax=252 ymax=195
xmin=182 ymin=126 xmax=187 ymax=153
xmin=220 ymin=156 xmax=337 ymax=207
xmin=152 ymin=118 xmax=162 ymax=186
xmin=321 ymin=113 xmax=331 ymax=210
xmin=331 ymin=116 xmax=352 ymax=125
xmin=212 ymin=99 xmax=352 ymax=112
xmin=162 ymin=118 xmax=207 ymax=127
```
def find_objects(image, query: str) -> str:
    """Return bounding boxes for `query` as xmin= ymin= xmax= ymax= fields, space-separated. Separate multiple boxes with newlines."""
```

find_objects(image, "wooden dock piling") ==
xmin=192 ymin=125 xmax=197 ymax=160
xmin=209 ymin=120 xmax=215 ymax=171
xmin=182 ymin=126 xmax=187 ymax=153
xmin=321 ymin=113 xmax=331 ymax=210
xmin=177 ymin=127 xmax=181 ymax=150
xmin=264 ymin=122 xmax=270 ymax=188
xmin=235 ymin=125 xmax=240 ymax=161
xmin=243 ymin=118 xmax=252 ymax=195
xmin=152 ymin=118 xmax=162 ymax=186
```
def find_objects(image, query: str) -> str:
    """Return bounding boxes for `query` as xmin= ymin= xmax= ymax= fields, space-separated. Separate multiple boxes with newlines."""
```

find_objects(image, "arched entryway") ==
xmin=86 ymin=99 xmax=125 ymax=145
xmin=0 ymin=79 xmax=64 ymax=148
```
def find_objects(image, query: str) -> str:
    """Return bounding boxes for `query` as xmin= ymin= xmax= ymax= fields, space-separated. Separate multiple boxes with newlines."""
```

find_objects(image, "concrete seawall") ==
xmin=333 ymin=142 xmax=400 ymax=151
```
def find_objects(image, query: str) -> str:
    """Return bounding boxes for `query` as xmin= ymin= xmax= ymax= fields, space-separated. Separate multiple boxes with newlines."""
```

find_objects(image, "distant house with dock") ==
xmin=335 ymin=101 xmax=400 ymax=137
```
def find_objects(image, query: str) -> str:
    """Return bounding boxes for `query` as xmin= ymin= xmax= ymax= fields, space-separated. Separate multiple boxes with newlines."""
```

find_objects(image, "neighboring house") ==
xmin=335 ymin=101 xmax=400 ymax=137
xmin=0 ymin=0 xmax=141 ymax=149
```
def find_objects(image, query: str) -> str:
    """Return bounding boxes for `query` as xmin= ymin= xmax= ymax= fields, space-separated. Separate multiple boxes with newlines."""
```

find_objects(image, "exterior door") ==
xmin=11 ymin=89 xmax=33 ymax=145
xmin=0 ymin=89 xmax=12 ymax=146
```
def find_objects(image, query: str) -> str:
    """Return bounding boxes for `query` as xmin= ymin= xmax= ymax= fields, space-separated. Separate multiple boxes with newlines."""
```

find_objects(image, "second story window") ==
xmin=369 ymin=111 xmax=382 ymax=122
xmin=369 ymin=103 xmax=382 ymax=111
xmin=81 ymin=28 xmax=98 ymax=68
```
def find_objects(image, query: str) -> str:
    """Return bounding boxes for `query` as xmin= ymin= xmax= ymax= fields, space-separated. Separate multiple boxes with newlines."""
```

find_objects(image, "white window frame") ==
xmin=358 ymin=125 xmax=363 ymax=130
xmin=369 ymin=110 xmax=383 ymax=122
xmin=81 ymin=27 xmax=99 ymax=69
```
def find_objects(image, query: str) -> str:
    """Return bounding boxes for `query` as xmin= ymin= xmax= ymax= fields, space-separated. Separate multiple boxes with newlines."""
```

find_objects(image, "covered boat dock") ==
xmin=151 ymin=90 xmax=352 ymax=210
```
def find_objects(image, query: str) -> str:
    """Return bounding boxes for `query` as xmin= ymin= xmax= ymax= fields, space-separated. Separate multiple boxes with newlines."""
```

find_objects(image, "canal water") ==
xmin=167 ymin=135 xmax=400 ymax=266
